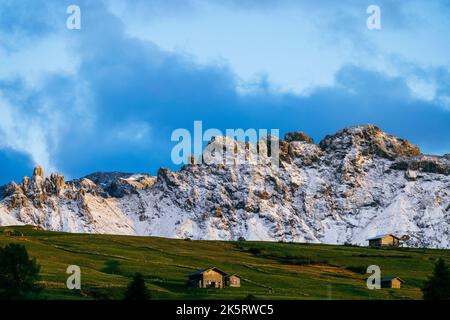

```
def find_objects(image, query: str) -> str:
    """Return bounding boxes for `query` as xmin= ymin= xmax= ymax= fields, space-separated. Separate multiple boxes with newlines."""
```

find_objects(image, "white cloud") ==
xmin=0 ymin=34 xmax=79 ymax=89
xmin=0 ymin=94 xmax=54 ymax=172
xmin=406 ymin=77 xmax=437 ymax=102
xmin=115 ymin=122 xmax=152 ymax=142
xmin=105 ymin=0 xmax=450 ymax=102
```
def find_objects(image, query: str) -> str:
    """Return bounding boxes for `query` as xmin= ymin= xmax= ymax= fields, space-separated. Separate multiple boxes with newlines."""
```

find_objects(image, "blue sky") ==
xmin=1 ymin=0 xmax=450 ymax=184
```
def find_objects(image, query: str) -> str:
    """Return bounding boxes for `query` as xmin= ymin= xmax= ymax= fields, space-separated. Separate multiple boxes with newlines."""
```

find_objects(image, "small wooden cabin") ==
xmin=368 ymin=234 xmax=400 ymax=247
xmin=3 ymin=228 xmax=14 ymax=236
xmin=187 ymin=267 xmax=228 ymax=288
xmin=226 ymin=274 xmax=241 ymax=288
xmin=381 ymin=277 xmax=405 ymax=289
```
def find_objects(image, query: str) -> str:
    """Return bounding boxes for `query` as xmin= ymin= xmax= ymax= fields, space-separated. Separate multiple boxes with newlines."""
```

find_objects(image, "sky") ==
xmin=0 ymin=0 xmax=450 ymax=184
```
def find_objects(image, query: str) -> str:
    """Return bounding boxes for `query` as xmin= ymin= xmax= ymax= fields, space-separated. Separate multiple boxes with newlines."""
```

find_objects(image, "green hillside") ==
xmin=0 ymin=226 xmax=448 ymax=300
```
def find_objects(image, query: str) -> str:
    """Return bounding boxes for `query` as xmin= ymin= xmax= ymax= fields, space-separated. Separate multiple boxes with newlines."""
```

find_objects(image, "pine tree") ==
xmin=0 ymin=244 xmax=41 ymax=300
xmin=124 ymin=273 xmax=150 ymax=300
xmin=422 ymin=258 xmax=450 ymax=300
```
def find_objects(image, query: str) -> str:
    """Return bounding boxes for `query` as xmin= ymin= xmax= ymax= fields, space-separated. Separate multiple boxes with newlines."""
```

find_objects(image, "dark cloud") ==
xmin=1 ymin=0 xmax=450 ymax=185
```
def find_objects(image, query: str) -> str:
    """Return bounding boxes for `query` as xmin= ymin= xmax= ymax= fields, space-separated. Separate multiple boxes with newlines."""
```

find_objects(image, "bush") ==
xmin=102 ymin=260 xmax=120 ymax=275
xmin=0 ymin=244 xmax=41 ymax=300
xmin=248 ymin=247 xmax=262 ymax=255
xmin=124 ymin=273 xmax=151 ymax=300
xmin=422 ymin=258 xmax=450 ymax=300
xmin=237 ymin=237 xmax=246 ymax=242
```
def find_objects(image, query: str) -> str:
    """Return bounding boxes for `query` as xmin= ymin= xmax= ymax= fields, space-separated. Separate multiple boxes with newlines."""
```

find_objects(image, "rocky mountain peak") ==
xmin=319 ymin=125 xmax=421 ymax=160
xmin=284 ymin=131 xmax=314 ymax=144
xmin=45 ymin=173 xmax=65 ymax=197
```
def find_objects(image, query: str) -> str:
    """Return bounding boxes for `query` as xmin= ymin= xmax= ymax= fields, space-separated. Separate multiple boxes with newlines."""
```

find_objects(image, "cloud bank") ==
xmin=0 ymin=0 xmax=449 ymax=184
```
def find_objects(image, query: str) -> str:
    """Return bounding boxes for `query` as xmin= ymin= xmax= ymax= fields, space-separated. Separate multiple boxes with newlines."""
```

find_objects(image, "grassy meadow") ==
xmin=0 ymin=226 xmax=448 ymax=300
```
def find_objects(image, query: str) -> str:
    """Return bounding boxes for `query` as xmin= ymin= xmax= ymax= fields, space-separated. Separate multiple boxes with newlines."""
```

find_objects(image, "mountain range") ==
xmin=1 ymin=125 xmax=449 ymax=248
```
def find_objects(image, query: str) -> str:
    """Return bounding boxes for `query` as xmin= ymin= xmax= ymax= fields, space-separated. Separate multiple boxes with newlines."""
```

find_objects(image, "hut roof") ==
xmin=188 ymin=267 xmax=228 ymax=276
xmin=381 ymin=277 xmax=405 ymax=283
xmin=367 ymin=234 xmax=400 ymax=240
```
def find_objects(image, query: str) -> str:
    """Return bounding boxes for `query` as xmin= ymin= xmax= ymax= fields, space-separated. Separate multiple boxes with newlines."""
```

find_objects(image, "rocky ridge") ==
xmin=0 ymin=125 xmax=449 ymax=248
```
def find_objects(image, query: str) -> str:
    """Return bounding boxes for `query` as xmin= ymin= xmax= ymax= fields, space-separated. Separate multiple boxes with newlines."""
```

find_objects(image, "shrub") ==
xmin=248 ymin=247 xmax=262 ymax=255
xmin=102 ymin=260 xmax=121 ymax=275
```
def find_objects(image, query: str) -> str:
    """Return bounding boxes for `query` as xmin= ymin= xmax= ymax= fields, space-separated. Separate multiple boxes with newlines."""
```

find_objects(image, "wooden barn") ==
xmin=367 ymin=234 xmax=400 ymax=247
xmin=381 ymin=277 xmax=405 ymax=289
xmin=226 ymin=274 xmax=241 ymax=288
xmin=187 ymin=267 xmax=228 ymax=288
xmin=187 ymin=268 xmax=242 ymax=288
xmin=2 ymin=228 xmax=14 ymax=236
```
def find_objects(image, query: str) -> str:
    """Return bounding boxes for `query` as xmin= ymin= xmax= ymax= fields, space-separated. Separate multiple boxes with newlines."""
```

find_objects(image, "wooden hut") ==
xmin=381 ymin=277 xmax=405 ymax=289
xmin=187 ymin=267 xmax=228 ymax=288
xmin=226 ymin=274 xmax=241 ymax=288
xmin=3 ymin=228 xmax=14 ymax=236
xmin=367 ymin=234 xmax=400 ymax=247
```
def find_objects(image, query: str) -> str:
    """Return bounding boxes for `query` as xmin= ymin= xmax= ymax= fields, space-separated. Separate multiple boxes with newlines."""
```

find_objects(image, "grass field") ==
xmin=0 ymin=226 xmax=448 ymax=300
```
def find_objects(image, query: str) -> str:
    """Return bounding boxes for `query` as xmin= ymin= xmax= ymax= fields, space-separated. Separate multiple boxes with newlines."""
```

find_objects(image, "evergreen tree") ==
xmin=0 ymin=244 xmax=41 ymax=300
xmin=422 ymin=258 xmax=450 ymax=300
xmin=124 ymin=273 xmax=150 ymax=300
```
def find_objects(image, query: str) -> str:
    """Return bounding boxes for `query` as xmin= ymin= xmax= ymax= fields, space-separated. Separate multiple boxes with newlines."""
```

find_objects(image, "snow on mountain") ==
xmin=1 ymin=125 xmax=449 ymax=248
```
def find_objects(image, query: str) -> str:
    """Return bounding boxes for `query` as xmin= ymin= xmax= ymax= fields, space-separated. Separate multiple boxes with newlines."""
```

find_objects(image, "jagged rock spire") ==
xmin=33 ymin=165 xmax=44 ymax=179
